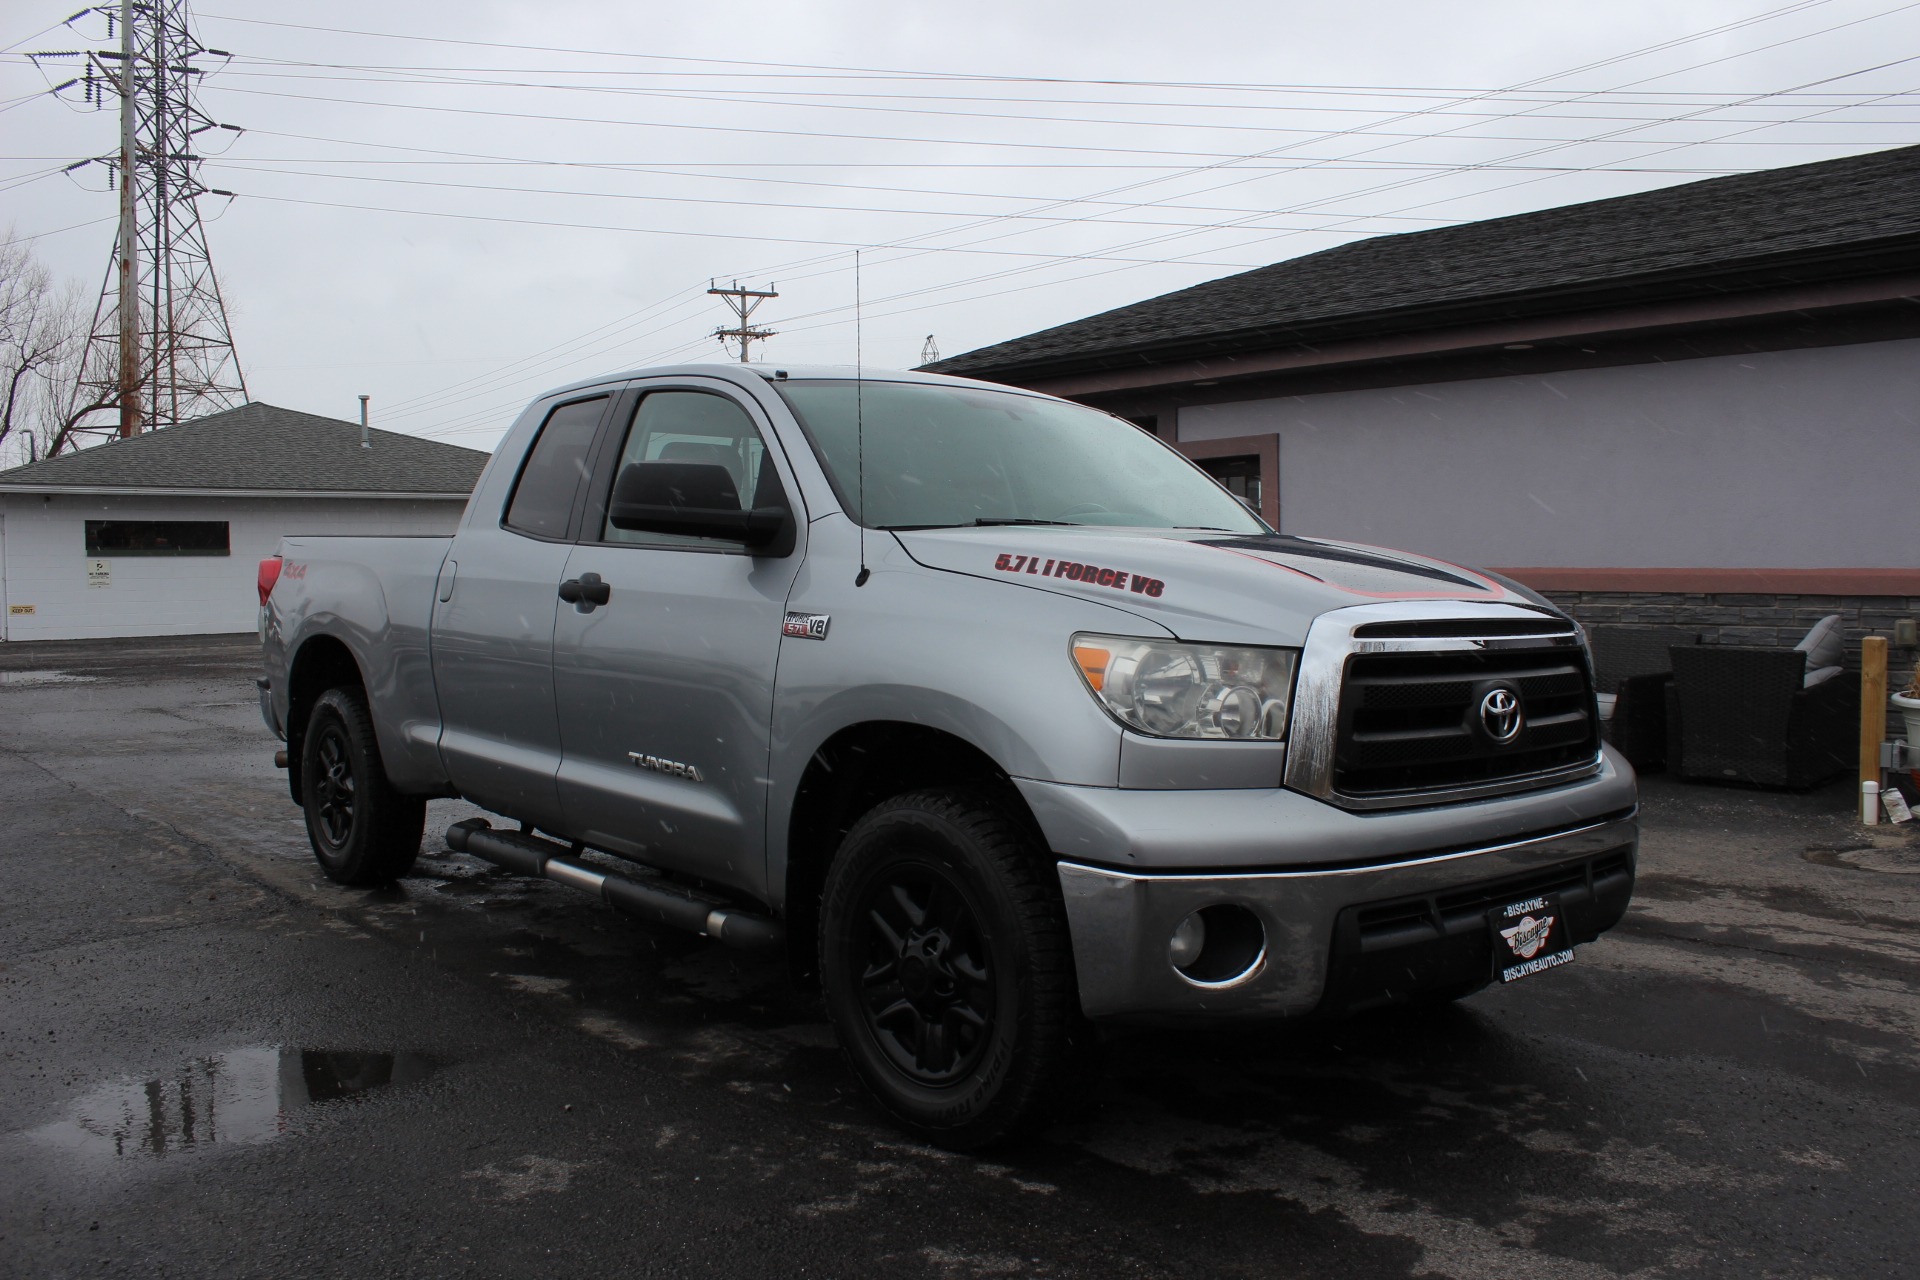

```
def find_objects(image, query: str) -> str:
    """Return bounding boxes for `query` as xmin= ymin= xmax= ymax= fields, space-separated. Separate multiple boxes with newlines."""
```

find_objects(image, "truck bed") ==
xmin=262 ymin=535 xmax=455 ymax=796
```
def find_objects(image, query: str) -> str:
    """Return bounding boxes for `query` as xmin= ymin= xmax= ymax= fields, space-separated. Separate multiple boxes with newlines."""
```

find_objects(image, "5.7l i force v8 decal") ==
xmin=994 ymin=552 xmax=1164 ymax=598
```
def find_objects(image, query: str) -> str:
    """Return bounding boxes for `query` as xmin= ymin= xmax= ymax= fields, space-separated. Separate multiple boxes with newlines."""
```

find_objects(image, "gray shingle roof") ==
xmin=0 ymin=402 xmax=489 ymax=494
xmin=928 ymin=143 xmax=1920 ymax=380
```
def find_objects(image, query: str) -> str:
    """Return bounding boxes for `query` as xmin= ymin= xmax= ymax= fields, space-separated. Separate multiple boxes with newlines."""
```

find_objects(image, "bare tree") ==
xmin=0 ymin=231 xmax=115 ymax=467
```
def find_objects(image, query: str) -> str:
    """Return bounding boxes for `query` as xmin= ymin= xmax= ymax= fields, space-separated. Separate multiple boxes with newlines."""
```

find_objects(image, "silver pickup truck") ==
xmin=258 ymin=364 xmax=1637 ymax=1148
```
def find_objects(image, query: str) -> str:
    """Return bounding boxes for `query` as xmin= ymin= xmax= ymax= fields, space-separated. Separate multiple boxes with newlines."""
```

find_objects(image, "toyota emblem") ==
xmin=1479 ymin=687 xmax=1524 ymax=744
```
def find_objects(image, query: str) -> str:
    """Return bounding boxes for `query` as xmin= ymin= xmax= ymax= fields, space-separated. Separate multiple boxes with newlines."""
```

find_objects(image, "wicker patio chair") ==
xmin=1668 ymin=645 xmax=1858 ymax=788
xmin=1586 ymin=625 xmax=1699 ymax=771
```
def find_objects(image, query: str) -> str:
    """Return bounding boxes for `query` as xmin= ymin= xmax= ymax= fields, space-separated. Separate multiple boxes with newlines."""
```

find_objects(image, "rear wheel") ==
xmin=818 ymin=787 xmax=1083 ymax=1151
xmin=300 ymin=687 xmax=424 ymax=886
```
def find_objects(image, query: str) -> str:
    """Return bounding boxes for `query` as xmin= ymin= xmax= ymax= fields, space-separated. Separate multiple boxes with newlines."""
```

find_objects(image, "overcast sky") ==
xmin=5 ymin=0 xmax=1919 ymax=458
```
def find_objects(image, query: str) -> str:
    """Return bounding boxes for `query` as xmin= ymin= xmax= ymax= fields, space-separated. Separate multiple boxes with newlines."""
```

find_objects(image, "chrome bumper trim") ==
xmin=1056 ymin=811 xmax=1636 ymax=1020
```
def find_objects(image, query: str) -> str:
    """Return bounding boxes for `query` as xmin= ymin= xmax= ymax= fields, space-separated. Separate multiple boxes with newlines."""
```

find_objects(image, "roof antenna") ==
xmin=854 ymin=248 xmax=870 ymax=587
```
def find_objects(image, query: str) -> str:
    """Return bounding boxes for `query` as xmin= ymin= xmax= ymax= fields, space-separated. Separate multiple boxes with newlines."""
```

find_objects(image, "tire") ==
xmin=299 ymin=686 xmax=425 ymax=886
xmin=818 ymin=786 xmax=1083 ymax=1151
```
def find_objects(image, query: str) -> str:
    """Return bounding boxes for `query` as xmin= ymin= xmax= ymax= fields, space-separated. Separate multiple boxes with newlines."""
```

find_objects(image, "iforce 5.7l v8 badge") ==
xmin=782 ymin=612 xmax=830 ymax=640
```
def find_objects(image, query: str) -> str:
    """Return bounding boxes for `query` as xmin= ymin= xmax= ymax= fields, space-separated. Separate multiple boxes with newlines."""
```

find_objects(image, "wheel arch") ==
xmin=781 ymin=720 xmax=1047 ymax=988
xmin=284 ymin=633 xmax=368 ymax=805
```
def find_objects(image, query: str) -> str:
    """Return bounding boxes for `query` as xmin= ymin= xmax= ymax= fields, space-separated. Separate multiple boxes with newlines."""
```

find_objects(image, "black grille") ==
xmin=1333 ymin=644 xmax=1599 ymax=797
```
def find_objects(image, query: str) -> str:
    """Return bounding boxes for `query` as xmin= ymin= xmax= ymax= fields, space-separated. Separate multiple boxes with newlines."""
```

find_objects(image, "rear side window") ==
xmin=504 ymin=397 xmax=606 ymax=539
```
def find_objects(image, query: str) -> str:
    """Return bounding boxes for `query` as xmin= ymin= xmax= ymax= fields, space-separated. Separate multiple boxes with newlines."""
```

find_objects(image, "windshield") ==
xmin=773 ymin=379 xmax=1267 ymax=533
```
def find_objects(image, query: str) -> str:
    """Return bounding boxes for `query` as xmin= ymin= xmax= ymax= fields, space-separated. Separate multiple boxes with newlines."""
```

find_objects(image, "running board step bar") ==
xmin=443 ymin=819 xmax=783 ymax=950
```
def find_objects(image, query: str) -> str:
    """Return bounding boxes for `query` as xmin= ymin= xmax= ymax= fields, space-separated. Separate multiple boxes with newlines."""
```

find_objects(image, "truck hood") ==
xmin=892 ymin=526 xmax=1546 ymax=646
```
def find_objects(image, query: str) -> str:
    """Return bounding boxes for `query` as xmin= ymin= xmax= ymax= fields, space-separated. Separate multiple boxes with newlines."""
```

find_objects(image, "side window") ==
xmin=504 ymin=397 xmax=606 ymax=539
xmin=600 ymin=391 xmax=781 ymax=547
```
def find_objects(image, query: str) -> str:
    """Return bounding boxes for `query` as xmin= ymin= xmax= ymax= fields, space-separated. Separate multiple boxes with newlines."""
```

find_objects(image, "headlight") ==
xmin=1070 ymin=634 xmax=1297 ymax=740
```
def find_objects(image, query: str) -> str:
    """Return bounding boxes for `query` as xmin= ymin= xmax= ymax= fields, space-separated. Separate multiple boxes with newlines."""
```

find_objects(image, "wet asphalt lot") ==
xmin=3 ymin=636 xmax=1918 ymax=1279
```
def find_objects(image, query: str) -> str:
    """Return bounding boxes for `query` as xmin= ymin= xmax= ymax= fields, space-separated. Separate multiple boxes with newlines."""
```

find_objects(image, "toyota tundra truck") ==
xmin=258 ymin=364 xmax=1637 ymax=1149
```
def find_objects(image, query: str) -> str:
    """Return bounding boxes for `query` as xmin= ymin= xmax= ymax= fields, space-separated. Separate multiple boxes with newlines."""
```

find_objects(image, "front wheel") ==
xmin=818 ymin=787 xmax=1083 ymax=1151
xmin=300 ymin=686 xmax=425 ymax=886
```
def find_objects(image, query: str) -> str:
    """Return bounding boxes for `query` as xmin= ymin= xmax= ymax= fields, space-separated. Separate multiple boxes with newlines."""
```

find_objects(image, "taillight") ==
xmin=257 ymin=555 xmax=283 ymax=606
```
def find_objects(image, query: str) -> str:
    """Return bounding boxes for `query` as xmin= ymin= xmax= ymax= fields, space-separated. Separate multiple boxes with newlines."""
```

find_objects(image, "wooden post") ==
xmin=1861 ymin=635 xmax=1888 ymax=802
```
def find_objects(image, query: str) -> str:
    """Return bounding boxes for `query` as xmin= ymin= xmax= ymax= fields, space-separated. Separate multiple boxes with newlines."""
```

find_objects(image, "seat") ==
xmin=1586 ymin=626 xmax=1699 ymax=771
xmin=1668 ymin=645 xmax=1858 ymax=789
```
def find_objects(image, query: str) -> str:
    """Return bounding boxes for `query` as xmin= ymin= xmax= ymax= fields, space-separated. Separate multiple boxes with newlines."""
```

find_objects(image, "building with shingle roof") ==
xmin=0 ymin=403 xmax=489 ymax=640
xmin=927 ymin=143 xmax=1920 ymax=658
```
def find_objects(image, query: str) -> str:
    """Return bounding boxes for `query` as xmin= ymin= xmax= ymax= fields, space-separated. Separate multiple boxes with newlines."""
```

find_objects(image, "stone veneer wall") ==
xmin=1542 ymin=590 xmax=1920 ymax=742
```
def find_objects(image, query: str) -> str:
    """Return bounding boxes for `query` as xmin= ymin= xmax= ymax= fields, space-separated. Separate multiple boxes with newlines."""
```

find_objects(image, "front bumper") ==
xmin=1056 ymin=811 xmax=1636 ymax=1020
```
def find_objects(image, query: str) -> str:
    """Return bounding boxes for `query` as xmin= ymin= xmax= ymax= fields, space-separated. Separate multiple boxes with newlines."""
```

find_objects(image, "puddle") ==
xmin=0 ymin=670 xmax=99 ymax=687
xmin=28 ymin=1046 xmax=435 ymax=1161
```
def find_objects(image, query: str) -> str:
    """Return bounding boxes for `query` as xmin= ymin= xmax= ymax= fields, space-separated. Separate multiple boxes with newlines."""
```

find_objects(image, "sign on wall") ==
xmin=8 ymin=604 xmax=34 ymax=616
xmin=87 ymin=559 xmax=111 ymax=589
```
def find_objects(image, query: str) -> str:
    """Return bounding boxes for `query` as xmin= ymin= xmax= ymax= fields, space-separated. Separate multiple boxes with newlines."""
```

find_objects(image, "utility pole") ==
xmin=708 ymin=280 xmax=778 ymax=363
xmin=35 ymin=2 xmax=247 ymax=450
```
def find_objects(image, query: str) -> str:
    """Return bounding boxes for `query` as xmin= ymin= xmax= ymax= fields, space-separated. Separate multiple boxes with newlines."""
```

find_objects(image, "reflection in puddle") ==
xmin=31 ymin=1047 xmax=434 ymax=1160
xmin=0 ymin=670 xmax=99 ymax=687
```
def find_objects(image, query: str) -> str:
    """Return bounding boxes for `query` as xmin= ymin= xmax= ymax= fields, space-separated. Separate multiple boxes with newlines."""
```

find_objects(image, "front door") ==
xmin=551 ymin=384 xmax=803 ymax=897
xmin=431 ymin=393 xmax=612 ymax=826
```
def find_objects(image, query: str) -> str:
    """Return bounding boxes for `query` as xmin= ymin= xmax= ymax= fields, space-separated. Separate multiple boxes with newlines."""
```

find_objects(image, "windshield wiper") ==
xmin=970 ymin=517 xmax=1079 ymax=527
xmin=879 ymin=517 xmax=1081 ymax=530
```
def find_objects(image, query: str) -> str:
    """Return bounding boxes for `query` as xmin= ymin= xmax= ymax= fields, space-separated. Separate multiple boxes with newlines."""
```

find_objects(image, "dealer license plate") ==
xmin=1489 ymin=893 xmax=1575 ymax=983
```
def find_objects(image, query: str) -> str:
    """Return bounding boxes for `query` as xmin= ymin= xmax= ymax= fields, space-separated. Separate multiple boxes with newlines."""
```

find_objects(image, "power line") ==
xmin=208 ymin=58 xmax=1920 ymax=105
xmin=212 ymin=0 xmax=1915 ymax=441
xmin=194 ymin=63 xmax=1920 ymax=139
xmin=231 ymin=190 xmax=1289 ymax=267
xmin=183 ymin=71 xmax=1920 ymax=147
xmin=198 ymin=82 xmax=1850 ymax=165
xmin=205 ymin=159 xmax=1762 ymax=235
xmin=694 ymin=11 xmax=1920 ymax=354
xmin=189 ymin=4 xmax=1852 ymax=94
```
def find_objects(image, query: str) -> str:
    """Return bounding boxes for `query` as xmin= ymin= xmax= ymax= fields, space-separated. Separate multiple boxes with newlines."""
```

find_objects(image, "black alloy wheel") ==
xmin=310 ymin=721 xmax=358 ymax=847
xmin=819 ymin=786 xmax=1085 ymax=1151
xmin=299 ymin=686 xmax=425 ymax=886
xmin=854 ymin=860 xmax=997 ymax=1086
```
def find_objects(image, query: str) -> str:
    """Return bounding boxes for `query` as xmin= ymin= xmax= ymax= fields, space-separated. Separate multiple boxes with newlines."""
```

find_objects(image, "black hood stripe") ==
xmin=1194 ymin=534 xmax=1486 ymax=589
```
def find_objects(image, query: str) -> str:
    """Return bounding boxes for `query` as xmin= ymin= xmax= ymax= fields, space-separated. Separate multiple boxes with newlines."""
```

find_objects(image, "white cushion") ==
xmin=1805 ymin=664 xmax=1843 ymax=688
xmin=1793 ymin=614 xmax=1845 ymax=672
xmin=1595 ymin=692 xmax=1617 ymax=721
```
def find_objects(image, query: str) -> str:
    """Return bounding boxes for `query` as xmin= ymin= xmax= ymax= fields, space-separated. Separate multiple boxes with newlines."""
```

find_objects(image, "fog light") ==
xmin=1168 ymin=911 xmax=1207 ymax=968
xmin=1168 ymin=904 xmax=1267 ymax=987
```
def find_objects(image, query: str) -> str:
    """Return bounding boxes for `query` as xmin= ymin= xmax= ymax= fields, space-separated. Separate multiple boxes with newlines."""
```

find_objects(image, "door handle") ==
xmin=558 ymin=572 xmax=612 ymax=612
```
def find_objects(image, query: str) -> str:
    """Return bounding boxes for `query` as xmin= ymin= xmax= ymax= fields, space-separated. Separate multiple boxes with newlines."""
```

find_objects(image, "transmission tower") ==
xmin=708 ymin=280 xmax=778 ymax=363
xmin=920 ymin=334 xmax=939 ymax=364
xmin=37 ymin=1 xmax=247 ymax=448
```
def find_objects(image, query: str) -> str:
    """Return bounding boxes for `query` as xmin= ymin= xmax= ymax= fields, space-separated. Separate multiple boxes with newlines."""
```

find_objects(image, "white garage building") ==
xmin=0 ymin=403 xmax=488 ymax=642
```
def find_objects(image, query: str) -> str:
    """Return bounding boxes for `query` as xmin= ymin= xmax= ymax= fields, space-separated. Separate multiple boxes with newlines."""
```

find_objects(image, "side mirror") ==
xmin=607 ymin=460 xmax=793 ymax=554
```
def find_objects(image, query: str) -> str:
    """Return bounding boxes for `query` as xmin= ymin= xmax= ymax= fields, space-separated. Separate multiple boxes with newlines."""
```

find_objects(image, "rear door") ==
xmin=550 ymin=380 xmax=805 ymax=894
xmin=431 ymin=392 xmax=614 ymax=826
